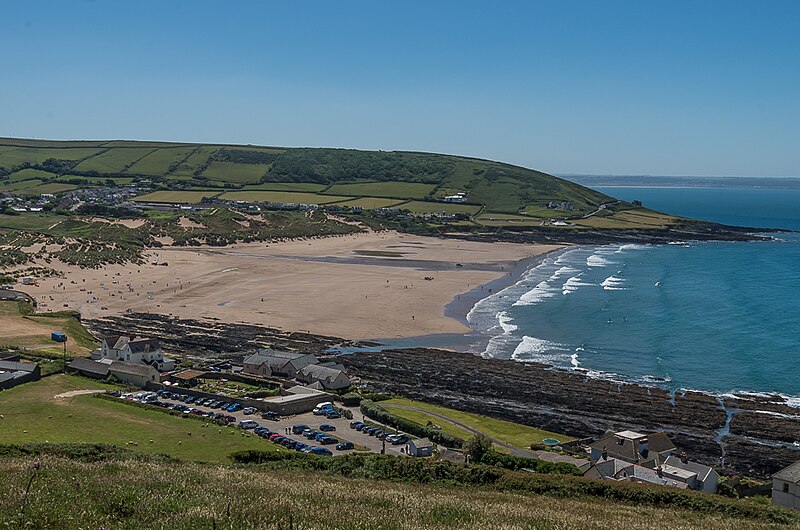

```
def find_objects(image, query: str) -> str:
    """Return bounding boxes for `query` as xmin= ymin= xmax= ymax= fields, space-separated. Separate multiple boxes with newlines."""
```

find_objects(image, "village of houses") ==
xmin=3 ymin=331 xmax=800 ymax=509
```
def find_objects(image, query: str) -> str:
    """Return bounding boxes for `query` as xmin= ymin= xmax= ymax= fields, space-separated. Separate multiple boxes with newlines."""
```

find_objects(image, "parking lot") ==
xmin=115 ymin=391 xmax=408 ymax=457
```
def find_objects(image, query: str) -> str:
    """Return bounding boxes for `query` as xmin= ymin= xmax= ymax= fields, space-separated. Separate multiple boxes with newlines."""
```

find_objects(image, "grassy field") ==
xmin=393 ymin=200 xmax=482 ymax=215
xmin=6 ymin=168 xmax=56 ymax=182
xmin=218 ymin=190 xmax=353 ymax=204
xmin=324 ymin=181 xmax=437 ymax=199
xmin=126 ymin=146 xmax=196 ymax=175
xmin=381 ymin=397 xmax=573 ymax=450
xmin=74 ymin=148 xmax=155 ymax=173
xmin=201 ymin=161 xmax=270 ymax=183
xmin=571 ymin=208 xmax=676 ymax=229
xmin=0 ymin=146 xmax=103 ymax=167
xmin=334 ymin=197 xmax=408 ymax=209
xmin=239 ymin=182 xmax=327 ymax=192
xmin=0 ymin=455 xmax=792 ymax=530
xmin=132 ymin=190 xmax=221 ymax=203
xmin=0 ymin=375 xmax=277 ymax=463
xmin=475 ymin=213 xmax=543 ymax=226
xmin=0 ymin=301 xmax=97 ymax=357
xmin=168 ymin=146 xmax=219 ymax=178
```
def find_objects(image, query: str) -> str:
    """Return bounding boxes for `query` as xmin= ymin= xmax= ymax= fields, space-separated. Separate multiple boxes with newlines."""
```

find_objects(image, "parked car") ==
xmin=308 ymin=447 xmax=333 ymax=456
xmin=313 ymin=402 xmax=334 ymax=415
xmin=335 ymin=442 xmax=354 ymax=451
xmin=350 ymin=420 xmax=363 ymax=429
xmin=292 ymin=424 xmax=310 ymax=435
xmin=242 ymin=407 xmax=258 ymax=415
xmin=314 ymin=433 xmax=328 ymax=442
xmin=319 ymin=436 xmax=338 ymax=445
xmin=227 ymin=403 xmax=243 ymax=412
xmin=261 ymin=411 xmax=280 ymax=420
xmin=325 ymin=411 xmax=341 ymax=419
xmin=387 ymin=434 xmax=409 ymax=445
xmin=319 ymin=424 xmax=336 ymax=432
xmin=238 ymin=420 xmax=259 ymax=429
xmin=294 ymin=442 xmax=308 ymax=451
xmin=269 ymin=433 xmax=283 ymax=441
xmin=304 ymin=430 xmax=320 ymax=440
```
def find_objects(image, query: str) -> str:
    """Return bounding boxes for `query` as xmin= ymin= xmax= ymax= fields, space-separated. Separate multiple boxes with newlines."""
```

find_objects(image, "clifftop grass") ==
xmin=0 ymin=449 xmax=797 ymax=529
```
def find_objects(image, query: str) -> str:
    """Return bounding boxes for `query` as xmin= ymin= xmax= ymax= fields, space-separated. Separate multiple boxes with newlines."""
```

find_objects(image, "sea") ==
xmin=466 ymin=185 xmax=800 ymax=400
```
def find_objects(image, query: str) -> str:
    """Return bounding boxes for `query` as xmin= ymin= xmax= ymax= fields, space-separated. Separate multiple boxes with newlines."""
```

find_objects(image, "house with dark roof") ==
xmin=93 ymin=335 xmax=175 ymax=371
xmin=107 ymin=361 xmax=160 ymax=387
xmin=242 ymin=349 xmax=317 ymax=378
xmin=773 ymin=461 xmax=800 ymax=510
xmin=67 ymin=358 xmax=111 ymax=379
xmin=584 ymin=457 xmax=690 ymax=490
xmin=0 ymin=360 xmax=41 ymax=390
xmin=590 ymin=430 xmax=676 ymax=467
xmin=296 ymin=364 xmax=351 ymax=390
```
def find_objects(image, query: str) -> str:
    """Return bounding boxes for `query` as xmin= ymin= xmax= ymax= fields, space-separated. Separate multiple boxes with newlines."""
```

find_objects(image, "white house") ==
xmin=242 ymin=349 xmax=317 ymax=378
xmin=296 ymin=364 xmax=351 ymax=390
xmin=92 ymin=335 xmax=175 ymax=371
xmin=663 ymin=453 xmax=719 ymax=493
xmin=773 ymin=461 xmax=800 ymax=510
xmin=407 ymin=437 xmax=434 ymax=457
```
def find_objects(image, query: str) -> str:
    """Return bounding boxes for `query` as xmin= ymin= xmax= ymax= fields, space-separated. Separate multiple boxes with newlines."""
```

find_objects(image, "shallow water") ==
xmin=467 ymin=186 xmax=800 ymax=397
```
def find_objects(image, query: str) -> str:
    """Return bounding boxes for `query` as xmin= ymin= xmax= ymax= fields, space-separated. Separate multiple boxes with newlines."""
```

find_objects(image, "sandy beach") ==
xmin=20 ymin=232 xmax=562 ymax=340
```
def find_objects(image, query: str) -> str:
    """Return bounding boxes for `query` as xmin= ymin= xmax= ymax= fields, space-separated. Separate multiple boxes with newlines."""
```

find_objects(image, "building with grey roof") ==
xmin=773 ymin=461 xmax=800 ymax=510
xmin=296 ymin=364 xmax=351 ymax=390
xmin=242 ymin=349 xmax=317 ymax=378
xmin=0 ymin=360 xmax=40 ymax=390
xmin=664 ymin=453 xmax=719 ymax=493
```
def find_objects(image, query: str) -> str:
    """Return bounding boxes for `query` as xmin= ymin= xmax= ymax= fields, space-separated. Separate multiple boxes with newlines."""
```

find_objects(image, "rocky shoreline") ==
xmin=84 ymin=313 xmax=800 ymax=479
xmin=340 ymin=348 xmax=800 ymax=478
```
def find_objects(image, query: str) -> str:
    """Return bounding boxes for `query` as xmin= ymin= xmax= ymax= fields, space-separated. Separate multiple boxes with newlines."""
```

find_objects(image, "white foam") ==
xmin=513 ymin=280 xmax=559 ymax=306
xmin=615 ymin=243 xmax=650 ymax=253
xmin=601 ymin=275 xmax=628 ymax=291
xmin=587 ymin=254 xmax=613 ymax=267
xmin=497 ymin=311 xmax=517 ymax=334
xmin=511 ymin=336 xmax=570 ymax=363
xmin=562 ymin=275 xmax=594 ymax=295
xmin=570 ymin=352 xmax=581 ymax=369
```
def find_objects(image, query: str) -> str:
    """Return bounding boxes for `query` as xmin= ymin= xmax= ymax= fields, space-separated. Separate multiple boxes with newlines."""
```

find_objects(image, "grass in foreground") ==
xmin=0 ymin=456 xmax=792 ymax=530
xmin=0 ymin=375 xmax=278 ymax=462
xmin=381 ymin=397 xmax=574 ymax=450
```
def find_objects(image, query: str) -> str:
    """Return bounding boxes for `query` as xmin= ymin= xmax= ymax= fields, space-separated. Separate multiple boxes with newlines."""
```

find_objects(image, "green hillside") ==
xmin=0 ymin=138 xmax=613 ymax=218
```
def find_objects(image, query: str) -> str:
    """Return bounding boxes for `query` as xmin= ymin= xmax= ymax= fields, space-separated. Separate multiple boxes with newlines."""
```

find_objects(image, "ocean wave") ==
xmin=587 ymin=253 xmax=616 ymax=267
xmin=562 ymin=275 xmax=594 ymax=295
xmin=511 ymin=335 xmax=570 ymax=362
xmin=550 ymin=265 xmax=579 ymax=281
xmin=496 ymin=310 xmax=517 ymax=334
xmin=512 ymin=280 xmax=559 ymax=306
xmin=601 ymin=275 xmax=628 ymax=291
xmin=615 ymin=243 xmax=651 ymax=253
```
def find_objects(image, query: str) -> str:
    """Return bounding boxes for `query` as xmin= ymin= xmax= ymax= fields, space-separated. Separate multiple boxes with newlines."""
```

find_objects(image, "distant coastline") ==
xmin=562 ymin=175 xmax=800 ymax=189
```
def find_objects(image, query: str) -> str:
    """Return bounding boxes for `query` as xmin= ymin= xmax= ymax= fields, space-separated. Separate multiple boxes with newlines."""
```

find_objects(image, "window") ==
xmin=784 ymin=482 xmax=790 ymax=494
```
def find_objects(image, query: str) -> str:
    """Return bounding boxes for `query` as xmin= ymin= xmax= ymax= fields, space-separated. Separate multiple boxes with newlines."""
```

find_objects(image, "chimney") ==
xmin=680 ymin=451 xmax=688 ymax=464
xmin=657 ymin=466 xmax=663 ymax=478
xmin=602 ymin=446 xmax=608 ymax=460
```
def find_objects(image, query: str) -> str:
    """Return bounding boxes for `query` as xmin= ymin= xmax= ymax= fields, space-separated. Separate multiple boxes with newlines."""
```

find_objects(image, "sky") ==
xmin=1 ymin=1 xmax=798 ymax=177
